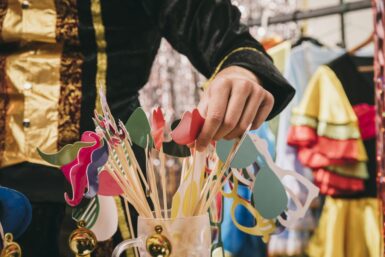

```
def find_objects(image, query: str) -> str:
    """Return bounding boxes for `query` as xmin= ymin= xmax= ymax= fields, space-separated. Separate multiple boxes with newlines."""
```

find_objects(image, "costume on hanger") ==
xmin=269 ymin=42 xmax=343 ymax=257
xmin=288 ymin=53 xmax=380 ymax=257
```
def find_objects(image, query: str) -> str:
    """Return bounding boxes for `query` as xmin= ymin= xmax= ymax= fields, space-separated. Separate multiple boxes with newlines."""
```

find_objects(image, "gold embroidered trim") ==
xmin=0 ymin=56 xmax=8 ymax=165
xmin=202 ymin=47 xmax=264 ymax=90
xmin=90 ymin=0 xmax=107 ymax=113
xmin=0 ymin=0 xmax=7 ymax=42
xmin=55 ymin=0 xmax=80 ymax=45
xmin=57 ymin=47 xmax=83 ymax=148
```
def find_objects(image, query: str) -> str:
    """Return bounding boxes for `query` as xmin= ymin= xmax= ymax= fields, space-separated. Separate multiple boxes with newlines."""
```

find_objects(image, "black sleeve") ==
xmin=140 ymin=0 xmax=295 ymax=119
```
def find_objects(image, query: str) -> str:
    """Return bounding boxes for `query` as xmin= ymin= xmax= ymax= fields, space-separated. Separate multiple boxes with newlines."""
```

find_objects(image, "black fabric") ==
xmin=0 ymin=162 xmax=67 ymax=203
xmin=327 ymin=53 xmax=376 ymax=198
xmin=18 ymin=202 xmax=66 ymax=257
xmin=78 ymin=0 xmax=98 ymax=134
xmin=75 ymin=0 xmax=294 ymax=125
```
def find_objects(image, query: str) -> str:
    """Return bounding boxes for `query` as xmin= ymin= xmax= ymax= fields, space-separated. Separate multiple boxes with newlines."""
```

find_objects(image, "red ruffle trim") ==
xmin=287 ymin=126 xmax=361 ymax=168
xmin=313 ymin=169 xmax=365 ymax=196
xmin=353 ymin=103 xmax=376 ymax=140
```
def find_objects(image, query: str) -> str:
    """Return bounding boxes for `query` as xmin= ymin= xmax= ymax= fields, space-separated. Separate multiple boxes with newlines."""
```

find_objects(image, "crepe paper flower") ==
xmin=151 ymin=107 xmax=166 ymax=150
xmin=171 ymin=108 xmax=205 ymax=145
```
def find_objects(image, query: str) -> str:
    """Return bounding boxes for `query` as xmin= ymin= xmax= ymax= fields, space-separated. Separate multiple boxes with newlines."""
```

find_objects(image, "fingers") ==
xmin=196 ymin=79 xmax=231 ymax=151
xmin=251 ymin=91 xmax=274 ymax=130
xmin=224 ymin=86 xmax=264 ymax=139
xmin=213 ymin=80 xmax=251 ymax=140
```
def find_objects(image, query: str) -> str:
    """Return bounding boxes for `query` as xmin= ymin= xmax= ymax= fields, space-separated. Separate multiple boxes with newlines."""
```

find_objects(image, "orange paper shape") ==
xmin=171 ymin=109 xmax=205 ymax=145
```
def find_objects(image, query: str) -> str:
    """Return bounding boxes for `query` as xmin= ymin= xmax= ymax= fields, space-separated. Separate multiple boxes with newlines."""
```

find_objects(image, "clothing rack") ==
xmin=249 ymin=0 xmax=372 ymax=27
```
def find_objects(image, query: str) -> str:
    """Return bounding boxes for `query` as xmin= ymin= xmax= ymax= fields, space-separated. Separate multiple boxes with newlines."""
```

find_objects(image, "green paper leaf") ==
xmin=125 ymin=108 xmax=153 ymax=148
xmin=163 ymin=141 xmax=191 ymax=157
xmin=37 ymin=141 xmax=94 ymax=167
xmin=171 ymin=119 xmax=181 ymax=130
xmin=252 ymin=164 xmax=288 ymax=219
xmin=72 ymin=197 xmax=100 ymax=229
xmin=216 ymin=135 xmax=257 ymax=169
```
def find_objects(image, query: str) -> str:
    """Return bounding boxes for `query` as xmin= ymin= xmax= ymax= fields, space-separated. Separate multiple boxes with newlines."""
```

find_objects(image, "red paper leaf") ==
xmin=151 ymin=107 xmax=166 ymax=150
xmin=171 ymin=108 xmax=205 ymax=145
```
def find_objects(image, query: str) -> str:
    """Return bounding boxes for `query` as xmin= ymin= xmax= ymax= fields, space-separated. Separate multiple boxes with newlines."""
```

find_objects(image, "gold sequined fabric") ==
xmin=0 ymin=56 xmax=8 ymax=166
xmin=55 ymin=0 xmax=80 ymax=45
xmin=57 ymin=47 xmax=83 ymax=148
xmin=0 ymin=0 xmax=7 ymax=41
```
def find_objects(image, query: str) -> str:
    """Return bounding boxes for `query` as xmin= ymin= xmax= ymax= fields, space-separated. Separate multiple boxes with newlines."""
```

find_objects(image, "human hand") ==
xmin=196 ymin=66 xmax=274 ymax=151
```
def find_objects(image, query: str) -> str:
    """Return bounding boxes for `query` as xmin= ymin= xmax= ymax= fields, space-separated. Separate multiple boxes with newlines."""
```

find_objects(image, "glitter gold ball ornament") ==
xmin=146 ymin=225 xmax=172 ymax=257
xmin=1 ymin=233 xmax=22 ymax=257
xmin=68 ymin=221 xmax=97 ymax=257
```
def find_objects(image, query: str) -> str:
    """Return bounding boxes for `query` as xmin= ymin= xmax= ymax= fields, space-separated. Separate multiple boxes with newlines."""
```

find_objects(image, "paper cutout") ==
xmin=221 ymin=178 xmax=275 ymax=242
xmin=171 ymin=150 xmax=206 ymax=218
xmin=37 ymin=141 xmax=93 ymax=167
xmin=171 ymin=109 xmax=205 ymax=145
xmin=84 ymin=140 xmax=109 ymax=198
xmin=249 ymin=134 xmax=319 ymax=228
xmin=252 ymin=162 xmax=288 ymax=219
xmin=231 ymin=168 xmax=253 ymax=186
xmin=89 ymin=196 xmax=118 ymax=241
xmin=125 ymin=108 xmax=153 ymax=148
xmin=64 ymin=132 xmax=102 ymax=207
xmin=216 ymin=136 xmax=257 ymax=169
xmin=151 ymin=107 xmax=165 ymax=150
xmin=215 ymin=133 xmax=318 ymax=226
xmin=72 ymin=197 xmax=100 ymax=229
xmin=98 ymin=171 xmax=123 ymax=196
xmin=162 ymin=141 xmax=191 ymax=157
xmin=0 ymin=187 xmax=32 ymax=239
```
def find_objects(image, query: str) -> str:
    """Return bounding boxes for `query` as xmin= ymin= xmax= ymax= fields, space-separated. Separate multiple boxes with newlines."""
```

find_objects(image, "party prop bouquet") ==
xmin=38 ymin=91 xmax=318 ymax=257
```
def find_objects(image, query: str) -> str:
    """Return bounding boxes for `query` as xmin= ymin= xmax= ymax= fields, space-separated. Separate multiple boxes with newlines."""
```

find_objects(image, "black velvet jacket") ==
xmin=0 ymin=0 xmax=294 ymax=201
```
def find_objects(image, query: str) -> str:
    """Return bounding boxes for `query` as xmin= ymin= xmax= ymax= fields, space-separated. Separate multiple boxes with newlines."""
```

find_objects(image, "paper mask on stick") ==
xmin=125 ymin=108 xmax=153 ymax=148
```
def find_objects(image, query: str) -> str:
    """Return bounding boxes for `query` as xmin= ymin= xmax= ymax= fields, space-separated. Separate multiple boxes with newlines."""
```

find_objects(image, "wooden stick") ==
xmin=107 ymin=162 xmax=152 ymax=217
xmin=188 ymin=146 xmax=198 ymax=215
xmin=124 ymin=199 xmax=139 ymax=257
xmin=123 ymin=139 xmax=150 ymax=191
xmin=146 ymin=150 xmax=163 ymax=218
xmin=115 ymin=145 xmax=148 ymax=209
xmin=159 ymin=149 xmax=168 ymax=218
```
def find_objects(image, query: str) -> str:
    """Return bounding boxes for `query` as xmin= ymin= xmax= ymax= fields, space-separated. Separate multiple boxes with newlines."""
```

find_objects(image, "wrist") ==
xmin=218 ymin=66 xmax=262 ymax=85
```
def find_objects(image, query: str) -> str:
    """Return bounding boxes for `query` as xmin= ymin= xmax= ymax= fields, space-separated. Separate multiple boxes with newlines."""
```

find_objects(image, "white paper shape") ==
xmin=90 ymin=196 xmax=118 ymax=241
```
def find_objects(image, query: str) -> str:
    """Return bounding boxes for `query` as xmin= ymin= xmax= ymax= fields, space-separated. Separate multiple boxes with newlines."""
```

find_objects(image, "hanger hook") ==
xmin=258 ymin=9 xmax=273 ymax=38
